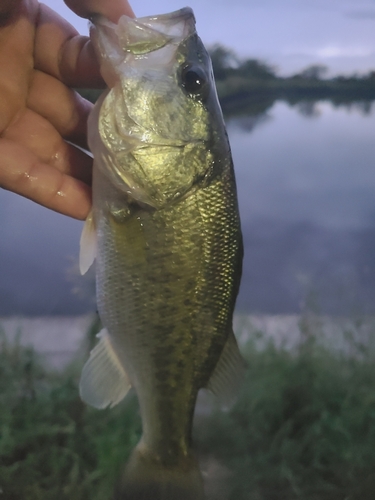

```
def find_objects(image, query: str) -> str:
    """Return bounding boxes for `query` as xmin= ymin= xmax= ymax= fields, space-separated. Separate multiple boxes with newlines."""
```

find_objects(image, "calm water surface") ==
xmin=232 ymin=100 xmax=375 ymax=314
xmin=1 ymin=100 xmax=375 ymax=315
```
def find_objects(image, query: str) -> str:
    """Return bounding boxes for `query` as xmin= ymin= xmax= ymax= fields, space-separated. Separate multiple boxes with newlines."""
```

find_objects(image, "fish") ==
xmin=79 ymin=7 xmax=245 ymax=500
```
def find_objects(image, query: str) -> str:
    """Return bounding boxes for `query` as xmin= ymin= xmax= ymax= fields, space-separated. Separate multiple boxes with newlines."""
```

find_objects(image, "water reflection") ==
xmin=224 ymin=94 xmax=375 ymax=125
xmin=227 ymin=113 xmax=272 ymax=133
xmin=238 ymin=218 xmax=375 ymax=315
xmin=231 ymin=100 xmax=375 ymax=315
xmin=295 ymin=101 xmax=322 ymax=118
xmin=293 ymin=99 xmax=375 ymax=119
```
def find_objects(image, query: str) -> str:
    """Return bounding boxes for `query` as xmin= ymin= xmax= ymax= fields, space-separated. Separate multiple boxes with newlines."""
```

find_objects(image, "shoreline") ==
xmin=1 ymin=313 xmax=374 ymax=371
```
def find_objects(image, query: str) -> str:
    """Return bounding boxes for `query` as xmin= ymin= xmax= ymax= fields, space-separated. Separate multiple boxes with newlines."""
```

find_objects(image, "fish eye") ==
xmin=180 ymin=64 xmax=207 ymax=95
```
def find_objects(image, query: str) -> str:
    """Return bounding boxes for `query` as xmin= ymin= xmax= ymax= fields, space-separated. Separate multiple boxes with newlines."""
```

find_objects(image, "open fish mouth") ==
xmin=91 ymin=7 xmax=196 ymax=40
xmin=89 ymin=8 xmax=197 ymax=88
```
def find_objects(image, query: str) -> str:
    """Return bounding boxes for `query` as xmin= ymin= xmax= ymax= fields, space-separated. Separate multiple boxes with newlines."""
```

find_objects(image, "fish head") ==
xmin=88 ymin=8 xmax=229 ymax=208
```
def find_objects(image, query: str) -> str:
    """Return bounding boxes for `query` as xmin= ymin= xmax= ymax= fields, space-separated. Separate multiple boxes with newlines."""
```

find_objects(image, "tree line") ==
xmin=209 ymin=45 xmax=375 ymax=115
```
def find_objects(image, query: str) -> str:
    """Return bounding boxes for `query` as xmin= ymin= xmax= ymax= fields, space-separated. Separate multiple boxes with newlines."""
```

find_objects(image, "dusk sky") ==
xmin=44 ymin=0 xmax=375 ymax=76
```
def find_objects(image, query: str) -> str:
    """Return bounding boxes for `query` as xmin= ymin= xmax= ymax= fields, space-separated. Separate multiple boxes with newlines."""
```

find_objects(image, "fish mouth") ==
xmin=91 ymin=7 xmax=195 ymax=35
xmin=137 ymin=7 xmax=195 ymax=22
xmin=90 ymin=7 xmax=196 ymax=57
xmin=89 ymin=7 xmax=196 ymax=88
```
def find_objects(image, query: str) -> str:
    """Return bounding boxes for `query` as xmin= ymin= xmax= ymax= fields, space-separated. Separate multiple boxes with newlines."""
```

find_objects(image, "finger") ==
xmin=34 ymin=4 xmax=104 ymax=87
xmin=0 ymin=138 xmax=91 ymax=219
xmin=64 ymin=0 xmax=135 ymax=22
xmin=3 ymin=107 xmax=92 ymax=185
xmin=0 ymin=0 xmax=22 ymax=24
xmin=0 ymin=1 xmax=35 ymax=132
xmin=27 ymin=70 xmax=92 ymax=149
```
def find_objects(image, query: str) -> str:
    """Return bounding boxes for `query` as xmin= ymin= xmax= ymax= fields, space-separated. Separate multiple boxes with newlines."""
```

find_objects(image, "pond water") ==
xmin=1 ymin=99 xmax=375 ymax=316
xmin=232 ymin=100 xmax=375 ymax=315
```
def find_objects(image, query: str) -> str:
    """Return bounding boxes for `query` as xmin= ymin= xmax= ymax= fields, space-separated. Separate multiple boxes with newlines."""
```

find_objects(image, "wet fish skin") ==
xmin=79 ymin=7 xmax=244 ymax=500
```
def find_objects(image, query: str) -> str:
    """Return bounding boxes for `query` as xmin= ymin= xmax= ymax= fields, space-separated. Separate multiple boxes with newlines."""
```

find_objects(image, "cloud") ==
xmin=316 ymin=46 xmax=374 ymax=58
xmin=282 ymin=45 xmax=374 ymax=59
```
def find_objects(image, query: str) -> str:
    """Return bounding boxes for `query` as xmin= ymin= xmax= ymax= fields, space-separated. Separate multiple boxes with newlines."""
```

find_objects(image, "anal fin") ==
xmin=80 ymin=328 xmax=131 ymax=409
xmin=206 ymin=331 xmax=247 ymax=408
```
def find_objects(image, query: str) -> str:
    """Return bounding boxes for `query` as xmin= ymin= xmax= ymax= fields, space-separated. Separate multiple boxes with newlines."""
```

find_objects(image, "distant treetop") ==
xmin=209 ymin=44 xmax=277 ymax=81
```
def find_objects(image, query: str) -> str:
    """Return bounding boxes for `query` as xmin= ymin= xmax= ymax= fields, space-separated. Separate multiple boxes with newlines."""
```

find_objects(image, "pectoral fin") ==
xmin=80 ymin=328 xmax=131 ymax=409
xmin=206 ymin=331 xmax=247 ymax=408
xmin=79 ymin=210 xmax=97 ymax=275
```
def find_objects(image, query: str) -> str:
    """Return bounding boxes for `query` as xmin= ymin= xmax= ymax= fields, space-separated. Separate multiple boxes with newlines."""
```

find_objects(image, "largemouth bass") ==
xmin=79 ymin=7 xmax=245 ymax=500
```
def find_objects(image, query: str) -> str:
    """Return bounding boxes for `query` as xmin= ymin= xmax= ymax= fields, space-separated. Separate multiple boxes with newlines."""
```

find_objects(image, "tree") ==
xmin=237 ymin=59 xmax=277 ymax=80
xmin=295 ymin=64 xmax=328 ymax=80
xmin=209 ymin=44 xmax=238 ymax=80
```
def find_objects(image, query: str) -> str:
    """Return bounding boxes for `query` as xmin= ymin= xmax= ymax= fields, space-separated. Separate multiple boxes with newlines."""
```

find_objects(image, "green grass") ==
xmin=1 ymin=317 xmax=375 ymax=499
xmin=0 ymin=327 xmax=141 ymax=500
xmin=196 ymin=317 xmax=375 ymax=500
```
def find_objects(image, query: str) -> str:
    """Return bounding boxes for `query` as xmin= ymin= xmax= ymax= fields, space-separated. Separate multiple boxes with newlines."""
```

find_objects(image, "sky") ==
xmin=44 ymin=0 xmax=375 ymax=76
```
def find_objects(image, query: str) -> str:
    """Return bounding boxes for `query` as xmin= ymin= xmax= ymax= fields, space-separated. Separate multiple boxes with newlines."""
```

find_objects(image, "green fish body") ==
xmin=79 ymin=8 xmax=245 ymax=500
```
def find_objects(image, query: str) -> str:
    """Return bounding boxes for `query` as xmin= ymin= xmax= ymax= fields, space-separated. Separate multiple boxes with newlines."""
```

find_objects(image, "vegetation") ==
xmin=196 ymin=316 xmax=375 ymax=500
xmin=0 ymin=325 xmax=141 ymax=500
xmin=1 ymin=316 xmax=375 ymax=499
xmin=209 ymin=45 xmax=375 ymax=117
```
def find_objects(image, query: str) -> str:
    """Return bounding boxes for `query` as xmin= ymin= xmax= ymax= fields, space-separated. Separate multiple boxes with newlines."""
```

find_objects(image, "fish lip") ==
xmin=90 ymin=7 xmax=196 ymax=49
xmin=90 ymin=7 xmax=195 ymax=28
xmin=89 ymin=13 xmax=114 ymax=31
xmin=137 ymin=7 xmax=195 ymax=24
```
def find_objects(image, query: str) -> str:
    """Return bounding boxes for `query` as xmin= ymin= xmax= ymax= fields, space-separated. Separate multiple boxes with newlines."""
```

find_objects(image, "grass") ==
xmin=0 ymin=325 xmax=141 ymax=500
xmin=1 ymin=316 xmax=375 ymax=499
xmin=196 ymin=316 xmax=375 ymax=500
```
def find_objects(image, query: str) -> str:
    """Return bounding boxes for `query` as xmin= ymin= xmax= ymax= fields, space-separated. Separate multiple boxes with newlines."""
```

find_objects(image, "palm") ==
xmin=0 ymin=0 xmax=104 ymax=219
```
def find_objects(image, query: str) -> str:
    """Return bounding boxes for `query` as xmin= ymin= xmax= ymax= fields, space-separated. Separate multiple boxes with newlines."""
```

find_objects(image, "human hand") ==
xmin=0 ymin=0 xmax=133 ymax=220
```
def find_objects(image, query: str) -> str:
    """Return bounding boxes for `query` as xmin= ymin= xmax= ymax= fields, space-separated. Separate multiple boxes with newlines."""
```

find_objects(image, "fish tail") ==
xmin=114 ymin=443 xmax=205 ymax=500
